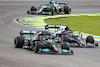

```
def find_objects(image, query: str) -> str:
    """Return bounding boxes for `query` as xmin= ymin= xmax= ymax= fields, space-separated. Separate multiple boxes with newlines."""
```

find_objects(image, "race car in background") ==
xmin=14 ymin=30 xmax=74 ymax=55
xmin=27 ymin=0 xmax=71 ymax=15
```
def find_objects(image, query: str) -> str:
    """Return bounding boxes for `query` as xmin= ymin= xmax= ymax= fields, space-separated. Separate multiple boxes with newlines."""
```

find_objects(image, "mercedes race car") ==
xmin=27 ymin=1 xmax=71 ymax=15
xmin=14 ymin=30 xmax=73 ymax=55
xmin=45 ymin=25 xmax=99 ymax=47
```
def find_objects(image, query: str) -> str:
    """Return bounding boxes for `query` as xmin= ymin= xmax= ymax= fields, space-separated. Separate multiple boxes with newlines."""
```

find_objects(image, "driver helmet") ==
xmin=65 ymin=27 xmax=69 ymax=30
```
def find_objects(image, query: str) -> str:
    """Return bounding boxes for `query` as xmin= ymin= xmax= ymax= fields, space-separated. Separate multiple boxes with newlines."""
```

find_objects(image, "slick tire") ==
xmin=14 ymin=37 xmax=24 ymax=48
xmin=50 ymin=7 xmax=55 ymax=15
xmin=86 ymin=36 xmax=94 ymax=44
xmin=64 ymin=6 xmax=71 ymax=14
xmin=62 ymin=35 xmax=70 ymax=42
xmin=31 ymin=6 xmax=37 ymax=11
xmin=34 ymin=41 xmax=42 ymax=53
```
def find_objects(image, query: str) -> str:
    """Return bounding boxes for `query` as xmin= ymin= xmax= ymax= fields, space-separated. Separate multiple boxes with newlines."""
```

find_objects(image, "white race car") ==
xmin=27 ymin=1 xmax=71 ymax=15
xmin=45 ymin=25 xmax=98 ymax=47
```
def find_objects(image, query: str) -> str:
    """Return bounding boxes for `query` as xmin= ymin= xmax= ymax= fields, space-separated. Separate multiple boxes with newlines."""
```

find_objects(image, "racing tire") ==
xmin=64 ymin=6 xmax=71 ymax=14
xmin=86 ymin=36 xmax=94 ymax=44
xmin=62 ymin=42 xmax=70 ymax=50
xmin=50 ymin=7 xmax=55 ymax=15
xmin=31 ymin=6 xmax=37 ymax=11
xmin=34 ymin=41 xmax=42 ymax=53
xmin=62 ymin=35 xmax=70 ymax=42
xmin=14 ymin=37 xmax=24 ymax=48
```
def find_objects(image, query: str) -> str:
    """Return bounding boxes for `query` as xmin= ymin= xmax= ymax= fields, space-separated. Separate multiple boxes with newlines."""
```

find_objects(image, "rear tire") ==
xmin=86 ymin=36 xmax=94 ymax=44
xmin=62 ymin=35 xmax=70 ymax=42
xmin=50 ymin=7 xmax=55 ymax=15
xmin=95 ymin=43 xmax=98 ymax=46
xmin=64 ymin=6 xmax=71 ymax=14
xmin=31 ymin=6 xmax=36 ymax=11
xmin=14 ymin=37 xmax=24 ymax=48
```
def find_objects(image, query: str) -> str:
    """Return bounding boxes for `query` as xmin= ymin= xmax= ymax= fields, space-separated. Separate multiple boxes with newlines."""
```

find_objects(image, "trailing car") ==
xmin=27 ymin=1 xmax=71 ymax=15
xmin=14 ymin=30 xmax=73 ymax=55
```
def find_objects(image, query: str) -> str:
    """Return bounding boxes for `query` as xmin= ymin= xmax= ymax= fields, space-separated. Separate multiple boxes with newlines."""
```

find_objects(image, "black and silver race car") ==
xmin=14 ymin=30 xmax=73 ymax=54
xmin=45 ymin=25 xmax=99 ymax=47
xmin=27 ymin=1 xmax=71 ymax=15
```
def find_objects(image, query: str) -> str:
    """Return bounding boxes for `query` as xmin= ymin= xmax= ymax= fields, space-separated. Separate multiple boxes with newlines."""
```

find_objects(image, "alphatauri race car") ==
xmin=45 ymin=25 xmax=99 ymax=47
xmin=14 ymin=30 xmax=73 ymax=55
xmin=27 ymin=1 xmax=71 ymax=15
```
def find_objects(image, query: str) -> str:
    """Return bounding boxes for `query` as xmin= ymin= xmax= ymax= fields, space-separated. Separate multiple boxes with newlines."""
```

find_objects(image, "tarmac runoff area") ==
xmin=0 ymin=1 xmax=100 ymax=67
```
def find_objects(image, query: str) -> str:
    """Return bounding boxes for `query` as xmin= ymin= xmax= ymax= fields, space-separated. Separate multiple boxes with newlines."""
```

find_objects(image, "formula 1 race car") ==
xmin=45 ymin=25 xmax=99 ymax=47
xmin=27 ymin=1 xmax=71 ymax=15
xmin=14 ymin=30 xmax=73 ymax=55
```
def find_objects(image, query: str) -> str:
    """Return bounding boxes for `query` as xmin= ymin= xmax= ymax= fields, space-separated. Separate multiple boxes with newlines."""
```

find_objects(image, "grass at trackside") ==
xmin=44 ymin=16 xmax=100 ymax=36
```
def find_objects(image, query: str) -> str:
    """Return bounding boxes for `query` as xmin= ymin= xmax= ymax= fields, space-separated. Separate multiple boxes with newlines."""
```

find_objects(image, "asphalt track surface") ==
xmin=0 ymin=0 xmax=100 ymax=67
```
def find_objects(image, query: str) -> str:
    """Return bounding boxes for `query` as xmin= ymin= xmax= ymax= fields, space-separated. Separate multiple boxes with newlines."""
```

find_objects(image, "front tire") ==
xmin=62 ymin=35 xmax=70 ymax=42
xmin=14 ymin=37 xmax=24 ymax=48
xmin=34 ymin=41 xmax=42 ymax=53
xmin=31 ymin=6 xmax=37 ymax=11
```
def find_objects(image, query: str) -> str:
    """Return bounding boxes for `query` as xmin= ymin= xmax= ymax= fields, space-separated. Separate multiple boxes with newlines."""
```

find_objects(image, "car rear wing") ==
xmin=20 ymin=30 xmax=37 ymax=36
xmin=45 ymin=25 xmax=63 ymax=30
xmin=55 ymin=1 xmax=68 ymax=4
